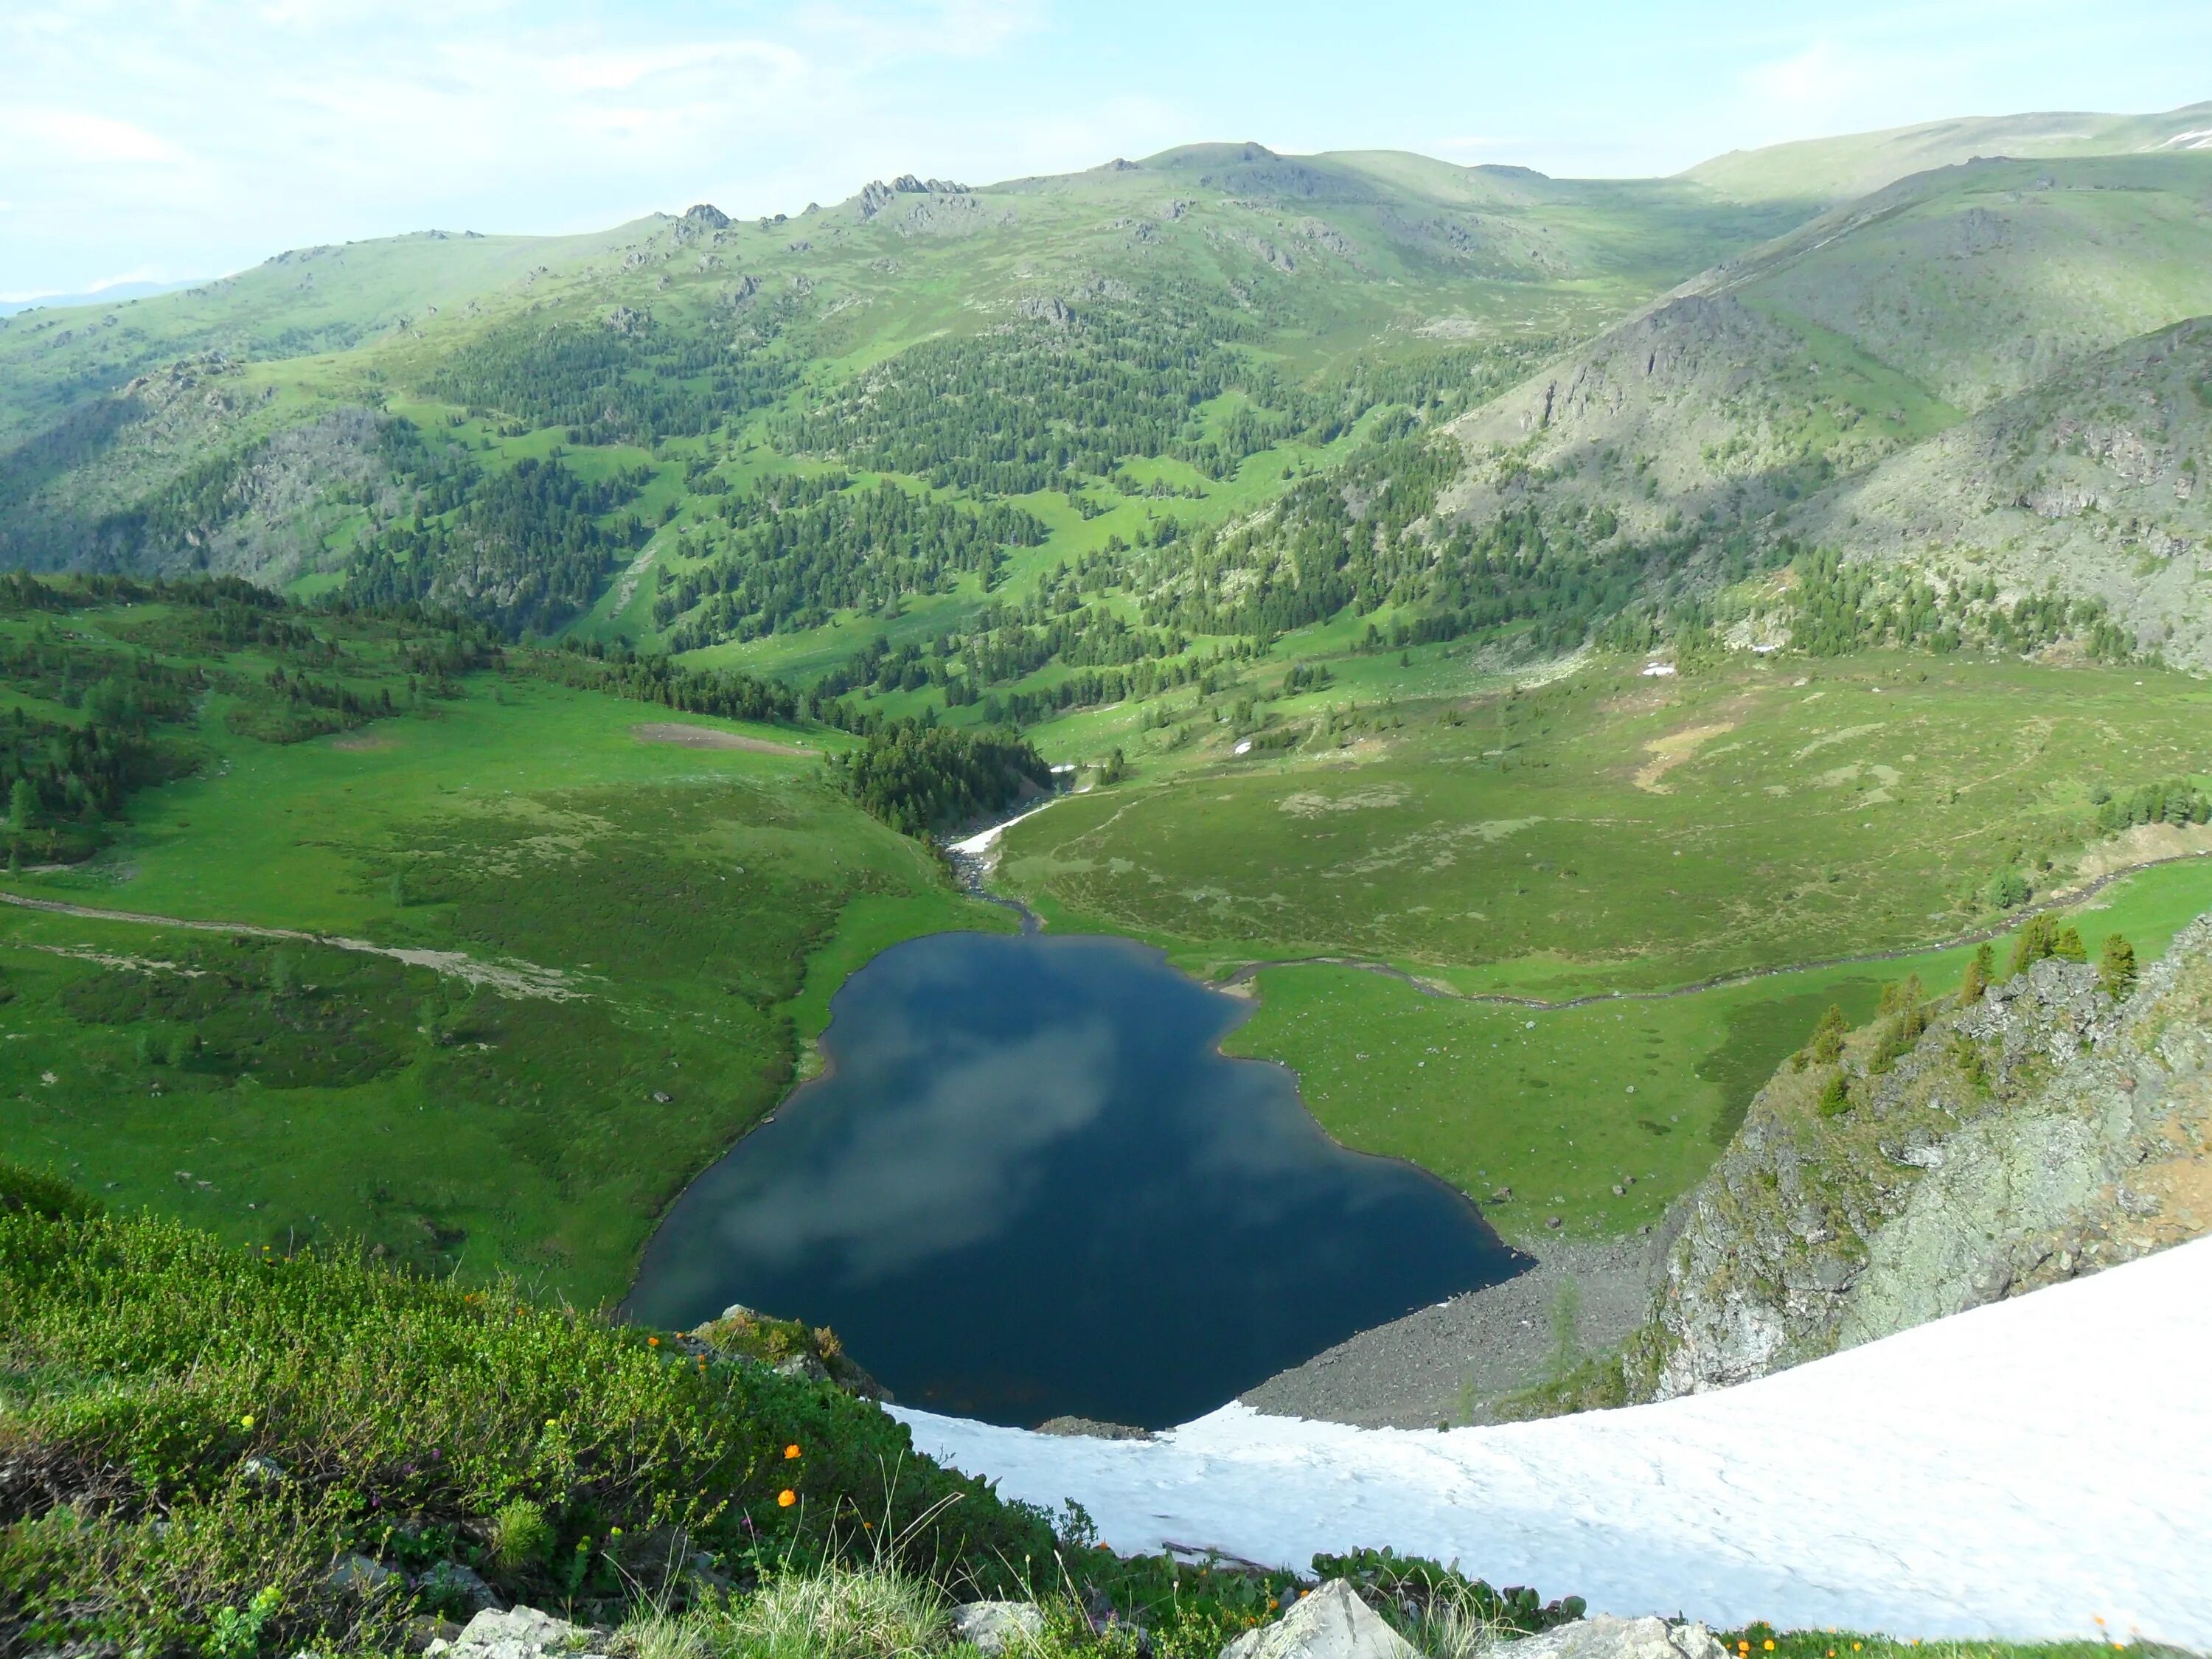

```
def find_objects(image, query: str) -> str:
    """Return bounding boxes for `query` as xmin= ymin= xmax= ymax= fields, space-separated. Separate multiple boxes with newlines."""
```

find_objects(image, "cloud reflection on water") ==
xmin=705 ymin=1018 xmax=1117 ymax=1281
xmin=628 ymin=931 xmax=1516 ymax=1425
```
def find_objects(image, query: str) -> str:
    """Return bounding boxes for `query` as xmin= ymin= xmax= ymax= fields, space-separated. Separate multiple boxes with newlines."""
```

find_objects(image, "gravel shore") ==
xmin=1239 ymin=1234 xmax=1666 ymax=1427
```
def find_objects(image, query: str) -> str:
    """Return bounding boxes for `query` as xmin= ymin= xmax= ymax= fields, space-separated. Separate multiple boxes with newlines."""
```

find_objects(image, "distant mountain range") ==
xmin=4 ymin=100 xmax=2210 ymax=669
xmin=0 ymin=278 xmax=199 ymax=319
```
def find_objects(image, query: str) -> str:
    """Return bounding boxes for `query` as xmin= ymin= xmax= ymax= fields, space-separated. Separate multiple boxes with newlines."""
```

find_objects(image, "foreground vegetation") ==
xmin=0 ymin=1168 xmax=1593 ymax=1655
xmin=1 ymin=1168 xmax=2124 ymax=1656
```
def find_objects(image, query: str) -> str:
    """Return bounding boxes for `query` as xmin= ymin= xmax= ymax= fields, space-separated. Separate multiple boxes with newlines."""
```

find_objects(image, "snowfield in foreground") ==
xmin=897 ymin=1235 xmax=2212 ymax=1645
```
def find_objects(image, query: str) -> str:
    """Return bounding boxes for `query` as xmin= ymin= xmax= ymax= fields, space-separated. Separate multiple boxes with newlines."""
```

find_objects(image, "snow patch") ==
xmin=947 ymin=796 xmax=1063 ymax=858
xmin=897 ymin=1237 xmax=2212 ymax=1644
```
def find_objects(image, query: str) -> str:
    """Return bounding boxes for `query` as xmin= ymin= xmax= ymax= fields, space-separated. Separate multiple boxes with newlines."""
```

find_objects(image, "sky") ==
xmin=2 ymin=0 xmax=2208 ymax=301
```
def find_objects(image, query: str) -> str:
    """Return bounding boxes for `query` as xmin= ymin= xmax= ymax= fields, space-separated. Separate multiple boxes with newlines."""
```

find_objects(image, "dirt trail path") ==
xmin=0 ymin=891 xmax=582 ymax=1000
xmin=1214 ymin=849 xmax=2212 ymax=1013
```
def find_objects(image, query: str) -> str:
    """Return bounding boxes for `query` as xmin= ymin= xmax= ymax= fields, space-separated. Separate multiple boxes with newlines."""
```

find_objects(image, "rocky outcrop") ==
xmin=1624 ymin=914 xmax=2212 ymax=1400
xmin=1792 ymin=319 xmax=2212 ymax=668
xmin=952 ymin=1601 xmax=1046 ymax=1654
xmin=1018 ymin=294 xmax=1075 ymax=327
xmin=677 ymin=1301 xmax=891 ymax=1401
xmin=858 ymin=175 xmax=971 ymax=220
xmin=1441 ymin=294 xmax=1924 ymax=546
xmin=428 ymin=1605 xmax=611 ymax=1659
xmin=1509 ymin=1617 xmax=1730 ymax=1659
xmin=1221 ymin=1579 xmax=1413 ymax=1659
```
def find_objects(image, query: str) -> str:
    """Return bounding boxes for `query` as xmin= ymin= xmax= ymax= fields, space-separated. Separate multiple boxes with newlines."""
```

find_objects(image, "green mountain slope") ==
xmin=1441 ymin=153 xmax=2212 ymax=594
xmin=1683 ymin=100 xmax=2212 ymax=204
xmin=0 ymin=144 xmax=1801 ymax=611
xmin=6 ymin=112 xmax=2212 ymax=738
xmin=1794 ymin=316 xmax=2212 ymax=663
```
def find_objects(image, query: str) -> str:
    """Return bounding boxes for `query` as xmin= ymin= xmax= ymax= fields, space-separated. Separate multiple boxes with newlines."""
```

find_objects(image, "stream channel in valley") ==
xmin=625 ymin=926 xmax=1518 ymax=1428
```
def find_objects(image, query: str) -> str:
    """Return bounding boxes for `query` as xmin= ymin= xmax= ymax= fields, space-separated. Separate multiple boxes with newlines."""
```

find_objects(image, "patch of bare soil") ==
xmin=2072 ymin=821 xmax=2212 ymax=886
xmin=632 ymin=722 xmax=813 ymax=757
xmin=330 ymin=733 xmax=395 ymax=751
xmin=0 ymin=893 xmax=581 ymax=1001
xmin=1633 ymin=721 xmax=1737 ymax=794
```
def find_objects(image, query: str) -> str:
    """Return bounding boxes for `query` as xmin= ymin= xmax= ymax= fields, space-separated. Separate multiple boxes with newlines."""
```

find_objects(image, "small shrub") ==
xmin=1949 ymin=1034 xmax=1990 ymax=1093
xmin=1816 ymin=1072 xmax=1852 ymax=1118
xmin=204 ymin=1585 xmax=282 ymax=1659
xmin=492 ymin=1498 xmax=554 ymax=1572
xmin=0 ymin=1158 xmax=102 ymax=1222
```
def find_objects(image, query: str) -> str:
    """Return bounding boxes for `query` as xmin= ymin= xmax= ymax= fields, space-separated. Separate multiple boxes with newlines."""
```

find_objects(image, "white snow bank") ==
xmin=897 ymin=1236 xmax=2212 ymax=1644
xmin=947 ymin=796 xmax=1063 ymax=858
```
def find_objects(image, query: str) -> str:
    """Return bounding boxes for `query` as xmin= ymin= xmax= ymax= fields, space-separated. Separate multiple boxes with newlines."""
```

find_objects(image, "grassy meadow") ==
xmin=1001 ymin=653 xmax=2212 ymax=988
xmin=0 ymin=595 xmax=1009 ymax=1306
xmin=1222 ymin=855 xmax=2212 ymax=1245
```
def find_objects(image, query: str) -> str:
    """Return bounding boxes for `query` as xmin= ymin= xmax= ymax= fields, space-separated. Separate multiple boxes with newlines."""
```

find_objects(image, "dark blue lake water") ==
xmin=625 ymin=931 xmax=1520 ymax=1428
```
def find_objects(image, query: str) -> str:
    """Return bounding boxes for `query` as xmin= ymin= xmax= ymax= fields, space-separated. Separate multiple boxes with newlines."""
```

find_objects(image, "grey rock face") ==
xmin=1629 ymin=912 xmax=2212 ymax=1401
xmin=431 ymin=1606 xmax=608 ymax=1659
xmin=950 ymin=1601 xmax=1046 ymax=1653
xmin=1218 ymin=1579 xmax=1415 ymax=1659
xmin=1509 ymin=1615 xmax=1731 ymax=1659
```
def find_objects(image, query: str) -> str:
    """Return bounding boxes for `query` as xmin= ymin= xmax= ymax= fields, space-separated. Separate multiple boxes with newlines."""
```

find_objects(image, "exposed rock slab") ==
xmin=428 ymin=1605 xmax=610 ymax=1659
xmin=951 ymin=1600 xmax=1046 ymax=1653
xmin=1510 ymin=1616 xmax=1730 ymax=1659
xmin=1220 ymin=1579 xmax=1415 ymax=1659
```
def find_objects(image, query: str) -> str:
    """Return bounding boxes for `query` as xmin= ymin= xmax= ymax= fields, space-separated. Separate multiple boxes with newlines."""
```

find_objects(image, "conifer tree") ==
xmin=2100 ymin=934 xmax=2138 ymax=1001
xmin=2007 ymin=914 xmax=2058 ymax=978
xmin=1959 ymin=942 xmax=1994 ymax=1006
xmin=1818 ymin=1071 xmax=1852 ymax=1117
xmin=1809 ymin=1004 xmax=1848 ymax=1064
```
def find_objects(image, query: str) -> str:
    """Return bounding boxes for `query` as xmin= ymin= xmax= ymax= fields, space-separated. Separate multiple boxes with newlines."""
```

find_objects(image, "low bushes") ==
xmin=0 ymin=1160 xmax=1051 ymax=1652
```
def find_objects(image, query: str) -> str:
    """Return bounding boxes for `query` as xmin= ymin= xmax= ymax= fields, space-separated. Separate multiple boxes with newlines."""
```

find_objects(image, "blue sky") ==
xmin=2 ymin=0 xmax=2207 ymax=299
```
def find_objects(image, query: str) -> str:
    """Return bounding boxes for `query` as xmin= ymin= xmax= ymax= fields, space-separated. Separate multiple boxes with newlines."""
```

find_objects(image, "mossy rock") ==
xmin=678 ymin=1303 xmax=891 ymax=1402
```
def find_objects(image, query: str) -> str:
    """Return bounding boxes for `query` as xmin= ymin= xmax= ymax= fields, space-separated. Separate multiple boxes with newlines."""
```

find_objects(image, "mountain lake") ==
xmin=626 ymin=930 xmax=1520 ymax=1428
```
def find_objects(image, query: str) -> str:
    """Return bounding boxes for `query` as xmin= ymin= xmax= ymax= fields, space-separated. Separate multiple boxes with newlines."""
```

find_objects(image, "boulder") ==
xmin=950 ymin=1600 xmax=1046 ymax=1653
xmin=239 ymin=1453 xmax=288 ymax=1487
xmin=1218 ymin=1579 xmax=1413 ymax=1659
xmin=325 ymin=1553 xmax=399 ymax=1596
xmin=415 ymin=1560 xmax=502 ymax=1616
xmin=1505 ymin=1615 xmax=1730 ymax=1659
xmin=429 ymin=1606 xmax=611 ymax=1659
xmin=1035 ymin=1414 xmax=1154 ymax=1441
xmin=403 ymin=1615 xmax=465 ymax=1652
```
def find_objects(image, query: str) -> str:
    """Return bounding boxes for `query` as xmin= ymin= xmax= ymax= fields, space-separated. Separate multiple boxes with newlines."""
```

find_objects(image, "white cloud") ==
xmin=0 ymin=105 xmax=184 ymax=165
xmin=5 ymin=0 xmax=2210 ymax=293
xmin=1742 ymin=39 xmax=1886 ymax=128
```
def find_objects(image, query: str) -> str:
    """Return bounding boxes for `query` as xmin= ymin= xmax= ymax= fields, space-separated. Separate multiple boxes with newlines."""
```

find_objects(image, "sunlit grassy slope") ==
xmin=1001 ymin=653 xmax=2212 ymax=989
xmin=1680 ymin=100 xmax=2212 ymax=205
